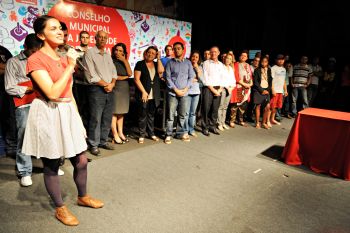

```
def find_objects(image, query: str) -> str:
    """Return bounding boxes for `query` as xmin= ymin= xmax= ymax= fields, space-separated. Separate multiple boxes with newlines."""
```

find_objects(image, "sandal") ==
xmin=138 ymin=138 xmax=144 ymax=144
xmin=164 ymin=136 xmax=172 ymax=144
xmin=267 ymin=122 xmax=272 ymax=128
xmin=239 ymin=121 xmax=247 ymax=127
xmin=262 ymin=123 xmax=270 ymax=130
xmin=113 ymin=138 xmax=125 ymax=144
xmin=229 ymin=122 xmax=235 ymax=128
xmin=151 ymin=136 xmax=159 ymax=142
xmin=271 ymin=120 xmax=281 ymax=125
xmin=255 ymin=123 xmax=261 ymax=129
xmin=181 ymin=134 xmax=190 ymax=142
xmin=119 ymin=135 xmax=129 ymax=142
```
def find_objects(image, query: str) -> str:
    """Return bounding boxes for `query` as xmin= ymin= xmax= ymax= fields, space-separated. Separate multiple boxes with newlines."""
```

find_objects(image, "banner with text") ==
xmin=0 ymin=0 xmax=192 ymax=69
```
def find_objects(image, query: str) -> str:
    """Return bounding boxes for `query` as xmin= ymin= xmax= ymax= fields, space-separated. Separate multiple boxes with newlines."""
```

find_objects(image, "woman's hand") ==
xmin=142 ymin=91 xmax=148 ymax=102
xmin=117 ymin=54 xmax=126 ymax=63
xmin=66 ymin=48 xmax=80 ymax=67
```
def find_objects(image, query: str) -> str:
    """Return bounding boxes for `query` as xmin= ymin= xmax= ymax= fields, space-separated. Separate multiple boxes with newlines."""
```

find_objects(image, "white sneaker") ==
xmin=164 ymin=136 xmax=172 ymax=144
xmin=20 ymin=176 xmax=32 ymax=187
xmin=58 ymin=168 xmax=64 ymax=176
xmin=218 ymin=125 xmax=224 ymax=131
xmin=223 ymin=124 xmax=230 ymax=130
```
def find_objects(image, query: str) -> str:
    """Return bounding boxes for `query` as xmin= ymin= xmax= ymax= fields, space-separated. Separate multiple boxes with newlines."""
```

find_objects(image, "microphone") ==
xmin=63 ymin=44 xmax=88 ymax=71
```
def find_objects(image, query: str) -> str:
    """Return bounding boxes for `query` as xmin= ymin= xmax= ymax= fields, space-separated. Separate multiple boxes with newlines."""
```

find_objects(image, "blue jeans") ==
xmin=292 ymin=86 xmax=308 ymax=115
xmin=88 ymin=86 xmax=115 ymax=147
xmin=166 ymin=94 xmax=190 ymax=137
xmin=15 ymin=106 xmax=32 ymax=177
xmin=282 ymin=85 xmax=292 ymax=115
xmin=185 ymin=94 xmax=200 ymax=134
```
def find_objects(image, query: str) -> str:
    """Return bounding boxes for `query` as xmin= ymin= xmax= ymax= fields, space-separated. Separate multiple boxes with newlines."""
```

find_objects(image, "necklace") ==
xmin=261 ymin=68 xmax=268 ymax=88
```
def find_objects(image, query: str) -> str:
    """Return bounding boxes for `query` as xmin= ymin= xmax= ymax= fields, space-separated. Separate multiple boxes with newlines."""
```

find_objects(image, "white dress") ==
xmin=22 ymin=98 xmax=87 ymax=159
xmin=22 ymin=50 xmax=87 ymax=159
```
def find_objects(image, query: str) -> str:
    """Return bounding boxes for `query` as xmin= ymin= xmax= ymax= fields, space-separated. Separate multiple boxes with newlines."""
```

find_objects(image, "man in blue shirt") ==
xmin=160 ymin=45 xmax=173 ymax=68
xmin=164 ymin=42 xmax=195 ymax=144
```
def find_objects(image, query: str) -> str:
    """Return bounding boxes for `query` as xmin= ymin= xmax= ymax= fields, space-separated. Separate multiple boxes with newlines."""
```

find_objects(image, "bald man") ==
xmin=84 ymin=31 xmax=117 ymax=155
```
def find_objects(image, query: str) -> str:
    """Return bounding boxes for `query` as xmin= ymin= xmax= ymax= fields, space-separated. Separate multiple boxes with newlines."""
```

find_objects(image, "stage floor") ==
xmin=1 ymin=117 xmax=350 ymax=233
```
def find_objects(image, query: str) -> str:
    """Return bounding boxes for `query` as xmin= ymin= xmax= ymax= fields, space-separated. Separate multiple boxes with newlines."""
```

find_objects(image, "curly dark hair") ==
xmin=111 ymin=43 xmax=128 ymax=60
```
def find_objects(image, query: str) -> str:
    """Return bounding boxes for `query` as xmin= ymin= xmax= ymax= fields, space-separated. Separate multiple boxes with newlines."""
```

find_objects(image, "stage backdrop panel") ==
xmin=0 ymin=0 xmax=192 ymax=70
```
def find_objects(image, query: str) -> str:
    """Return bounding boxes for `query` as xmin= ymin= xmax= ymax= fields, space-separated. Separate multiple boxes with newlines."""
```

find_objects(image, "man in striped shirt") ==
xmin=291 ymin=56 xmax=313 ymax=116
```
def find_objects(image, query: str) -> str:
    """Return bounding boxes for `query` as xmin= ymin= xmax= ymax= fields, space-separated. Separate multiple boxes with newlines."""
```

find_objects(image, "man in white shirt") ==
xmin=270 ymin=54 xmax=288 ymax=125
xmin=4 ymin=34 xmax=41 ymax=186
xmin=84 ymin=31 xmax=117 ymax=155
xmin=201 ymin=46 xmax=225 ymax=136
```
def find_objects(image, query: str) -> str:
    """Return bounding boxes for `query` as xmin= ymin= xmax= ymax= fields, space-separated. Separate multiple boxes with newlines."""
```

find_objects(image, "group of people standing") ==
xmin=2 ymin=13 xmax=349 ymax=227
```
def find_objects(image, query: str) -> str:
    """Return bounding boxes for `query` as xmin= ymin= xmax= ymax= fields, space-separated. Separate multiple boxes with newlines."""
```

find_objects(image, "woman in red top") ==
xmin=22 ymin=15 xmax=103 ymax=226
xmin=229 ymin=51 xmax=253 ymax=127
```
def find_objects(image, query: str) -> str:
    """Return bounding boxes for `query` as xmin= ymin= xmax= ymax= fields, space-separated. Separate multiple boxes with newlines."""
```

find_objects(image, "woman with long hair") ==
xmin=218 ymin=53 xmax=236 ymax=130
xmin=186 ymin=51 xmax=202 ymax=137
xmin=22 ymin=15 xmax=103 ymax=226
xmin=252 ymin=56 xmax=272 ymax=129
xmin=111 ymin=43 xmax=132 ymax=144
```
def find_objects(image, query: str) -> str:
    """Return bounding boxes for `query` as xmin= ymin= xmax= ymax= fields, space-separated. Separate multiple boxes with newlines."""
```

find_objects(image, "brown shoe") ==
xmin=55 ymin=205 xmax=79 ymax=226
xmin=77 ymin=195 xmax=104 ymax=208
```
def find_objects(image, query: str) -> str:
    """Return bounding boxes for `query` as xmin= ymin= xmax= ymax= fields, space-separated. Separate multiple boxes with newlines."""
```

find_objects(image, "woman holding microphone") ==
xmin=22 ymin=15 xmax=103 ymax=226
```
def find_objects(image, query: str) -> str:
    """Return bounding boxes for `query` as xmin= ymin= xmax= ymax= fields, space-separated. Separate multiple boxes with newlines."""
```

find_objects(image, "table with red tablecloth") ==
xmin=282 ymin=108 xmax=350 ymax=180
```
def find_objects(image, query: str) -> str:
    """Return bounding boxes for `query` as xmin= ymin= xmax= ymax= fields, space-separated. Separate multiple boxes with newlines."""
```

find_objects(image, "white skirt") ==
xmin=22 ymin=98 xmax=87 ymax=159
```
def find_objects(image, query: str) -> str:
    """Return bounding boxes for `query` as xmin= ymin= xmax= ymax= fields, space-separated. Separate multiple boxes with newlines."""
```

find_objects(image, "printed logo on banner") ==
xmin=15 ymin=0 xmax=38 ymax=6
xmin=141 ymin=20 xmax=149 ymax=33
xmin=1 ymin=0 xmax=15 ymax=10
xmin=0 ymin=0 xmax=192 ymax=68
xmin=23 ymin=6 xmax=39 ymax=28
xmin=48 ymin=0 xmax=130 ymax=54
xmin=10 ymin=22 xmax=28 ymax=41
xmin=132 ymin=12 xmax=143 ymax=23
xmin=0 ymin=28 xmax=16 ymax=49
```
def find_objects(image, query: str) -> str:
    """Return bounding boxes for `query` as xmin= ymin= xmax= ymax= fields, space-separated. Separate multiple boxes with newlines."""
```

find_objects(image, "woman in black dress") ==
xmin=111 ymin=43 xmax=132 ymax=144
xmin=252 ymin=56 xmax=272 ymax=129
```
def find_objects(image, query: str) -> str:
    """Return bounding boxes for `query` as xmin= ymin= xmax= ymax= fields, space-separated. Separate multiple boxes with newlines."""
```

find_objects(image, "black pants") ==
xmin=87 ymin=86 xmax=115 ymax=147
xmin=195 ymin=87 xmax=203 ymax=125
xmin=0 ymin=88 xmax=17 ymax=154
xmin=73 ymin=82 xmax=90 ymax=129
xmin=245 ymin=91 xmax=255 ymax=122
xmin=138 ymin=99 xmax=156 ymax=138
xmin=201 ymin=87 xmax=221 ymax=131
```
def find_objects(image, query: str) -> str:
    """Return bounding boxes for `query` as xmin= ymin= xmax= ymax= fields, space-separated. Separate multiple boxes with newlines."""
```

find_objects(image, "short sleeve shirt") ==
xmin=27 ymin=50 xmax=72 ymax=98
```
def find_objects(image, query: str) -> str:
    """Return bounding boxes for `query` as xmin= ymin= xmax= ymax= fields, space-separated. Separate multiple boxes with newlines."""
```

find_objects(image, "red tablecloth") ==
xmin=282 ymin=108 xmax=350 ymax=180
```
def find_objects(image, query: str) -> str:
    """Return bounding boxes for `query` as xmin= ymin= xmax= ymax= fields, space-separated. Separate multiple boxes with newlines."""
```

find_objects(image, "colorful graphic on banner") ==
xmin=0 ymin=0 xmax=192 ymax=70
xmin=118 ymin=9 xmax=192 ymax=68
xmin=48 ymin=0 xmax=130 ymax=57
